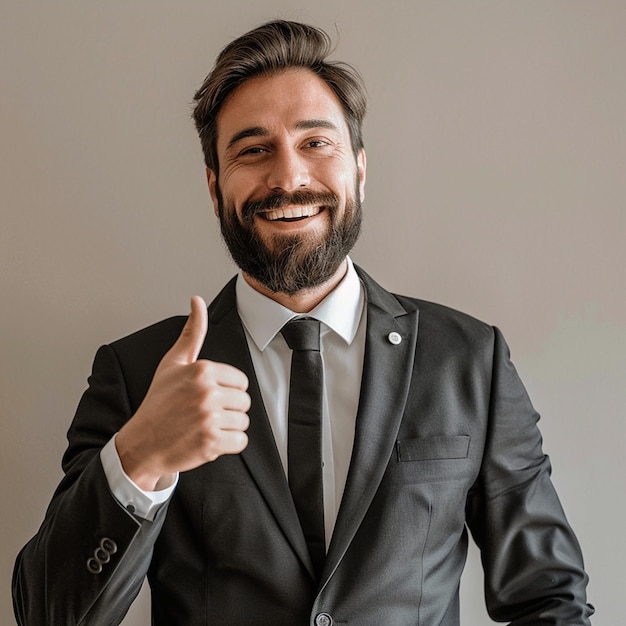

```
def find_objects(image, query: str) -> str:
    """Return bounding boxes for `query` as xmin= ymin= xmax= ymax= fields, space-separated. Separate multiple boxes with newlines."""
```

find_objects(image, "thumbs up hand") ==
xmin=115 ymin=296 xmax=250 ymax=491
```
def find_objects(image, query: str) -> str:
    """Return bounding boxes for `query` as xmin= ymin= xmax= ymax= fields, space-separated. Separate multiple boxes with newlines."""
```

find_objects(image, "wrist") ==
xmin=115 ymin=427 xmax=172 ymax=492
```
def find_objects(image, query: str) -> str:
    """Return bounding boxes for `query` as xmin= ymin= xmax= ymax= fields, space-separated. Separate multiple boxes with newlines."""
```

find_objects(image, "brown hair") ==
xmin=192 ymin=20 xmax=367 ymax=173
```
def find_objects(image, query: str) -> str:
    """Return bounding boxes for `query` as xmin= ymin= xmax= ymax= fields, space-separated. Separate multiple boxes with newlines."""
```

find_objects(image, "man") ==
xmin=13 ymin=20 xmax=593 ymax=625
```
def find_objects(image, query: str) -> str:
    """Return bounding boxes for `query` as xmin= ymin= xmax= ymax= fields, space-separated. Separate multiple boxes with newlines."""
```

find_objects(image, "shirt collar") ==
xmin=236 ymin=257 xmax=365 ymax=352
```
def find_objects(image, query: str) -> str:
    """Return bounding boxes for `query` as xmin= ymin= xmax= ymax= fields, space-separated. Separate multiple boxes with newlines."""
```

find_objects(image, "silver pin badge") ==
xmin=388 ymin=332 xmax=402 ymax=345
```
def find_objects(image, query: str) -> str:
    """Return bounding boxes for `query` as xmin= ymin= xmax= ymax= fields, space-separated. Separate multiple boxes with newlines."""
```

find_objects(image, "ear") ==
xmin=206 ymin=167 xmax=219 ymax=217
xmin=356 ymin=148 xmax=367 ymax=203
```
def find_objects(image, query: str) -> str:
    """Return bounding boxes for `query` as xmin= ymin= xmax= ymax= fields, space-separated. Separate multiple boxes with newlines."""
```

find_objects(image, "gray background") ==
xmin=1 ymin=1 xmax=624 ymax=624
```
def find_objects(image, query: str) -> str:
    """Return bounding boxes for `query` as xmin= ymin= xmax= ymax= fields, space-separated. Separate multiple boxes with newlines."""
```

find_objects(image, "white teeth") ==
xmin=264 ymin=206 xmax=321 ymax=221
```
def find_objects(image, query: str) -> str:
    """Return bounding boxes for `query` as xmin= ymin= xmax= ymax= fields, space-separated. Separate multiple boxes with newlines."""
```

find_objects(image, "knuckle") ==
xmin=203 ymin=450 xmax=219 ymax=463
xmin=242 ymin=391 xmax=251 ymax=411
xmin=189 ymin=360 xmax=211 ymax=381
xmin=199 ymin=386 xmax=222 ymax=411
xmin=236 ymin=371 xmax=250 ymax=390
xmin=239 ymin=412 xmax=251 ymax=430
xmin=198 ymin=427 xmax=220 ymax=459
xmin=201 ymin=419 xmax=221 ymax=442
xmin=236 ymin=432 xmax=249 ymax=451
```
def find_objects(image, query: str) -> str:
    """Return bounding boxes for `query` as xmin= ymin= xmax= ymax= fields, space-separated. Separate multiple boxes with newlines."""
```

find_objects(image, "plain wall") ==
xmin=1 ymin=1 xmax=624 ymax=624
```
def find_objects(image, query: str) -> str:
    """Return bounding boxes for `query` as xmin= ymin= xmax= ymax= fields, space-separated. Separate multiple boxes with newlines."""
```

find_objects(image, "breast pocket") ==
xmin=396 ymin=435 xmax=470 ymax=462
xmin=389 ymin=435 xmax=473 ymax=485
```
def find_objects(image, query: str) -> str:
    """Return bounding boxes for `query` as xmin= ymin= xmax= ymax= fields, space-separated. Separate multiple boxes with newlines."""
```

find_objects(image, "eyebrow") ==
xmin=226 ymin=127 xmax=267 ymax=150
xmin=226 ymin=119 xmax=340 ymax=151
xmin=294 ymin=119 xmax=339 ymax=132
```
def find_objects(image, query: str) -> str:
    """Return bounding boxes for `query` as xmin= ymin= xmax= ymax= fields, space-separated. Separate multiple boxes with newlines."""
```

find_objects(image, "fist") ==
xmin=116 ymin=296 xmax=251 ymax=491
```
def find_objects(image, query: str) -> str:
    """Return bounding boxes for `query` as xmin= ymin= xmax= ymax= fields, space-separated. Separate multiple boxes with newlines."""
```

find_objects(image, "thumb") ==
xmin=165 ymin=295 xmax=208 ymax=365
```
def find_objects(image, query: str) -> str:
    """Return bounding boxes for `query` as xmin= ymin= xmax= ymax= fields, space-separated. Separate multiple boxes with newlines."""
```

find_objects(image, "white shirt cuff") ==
xmin=100 ymin=434 xmax=178 ymax=521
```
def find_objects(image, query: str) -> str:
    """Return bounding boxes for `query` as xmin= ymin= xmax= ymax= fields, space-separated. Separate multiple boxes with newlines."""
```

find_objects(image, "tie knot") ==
xmin=281 ymin=318 xmax=321 ymax=351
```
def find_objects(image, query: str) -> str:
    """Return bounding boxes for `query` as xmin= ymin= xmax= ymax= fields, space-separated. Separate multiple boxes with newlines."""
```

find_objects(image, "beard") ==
xmin=216 ymin=180 xmax=362 ymax=295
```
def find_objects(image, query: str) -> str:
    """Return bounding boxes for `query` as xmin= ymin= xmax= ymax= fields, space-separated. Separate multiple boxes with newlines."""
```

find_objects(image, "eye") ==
xmin=306 ymin=139 xmax=330 ymax=149
xmin=239 ymin=146 xmax=268 ymax=156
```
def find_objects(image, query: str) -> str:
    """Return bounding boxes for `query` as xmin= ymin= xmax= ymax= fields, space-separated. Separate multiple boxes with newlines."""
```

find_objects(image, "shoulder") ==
xmin=84 ymin=316 xmax=190 ymax=406
xmin=356 ymin=264 xmax=495 ymax=347
xmin=105 ymin=278 xmax=238 ymax=364
xmin=104 ymin=315 xmax=188 ymax=378
xmin=110 ymin=315 xmax=187 ymax=353
xmin=399 ymin=295 xmax=498 ymax=365
xmin=404 ymin=294 xmax=492 ymax=336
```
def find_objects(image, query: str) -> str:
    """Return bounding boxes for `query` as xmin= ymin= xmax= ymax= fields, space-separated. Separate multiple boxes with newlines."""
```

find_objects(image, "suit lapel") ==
xmin=200 ymin=278 xmax=315 ymax=577
xmin=322 ymin=267 xmax=419 ymax=582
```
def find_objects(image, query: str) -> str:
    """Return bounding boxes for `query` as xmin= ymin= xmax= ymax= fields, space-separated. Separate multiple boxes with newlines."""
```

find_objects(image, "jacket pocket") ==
xmin=396 ymin=435 xmax=470 ymax=461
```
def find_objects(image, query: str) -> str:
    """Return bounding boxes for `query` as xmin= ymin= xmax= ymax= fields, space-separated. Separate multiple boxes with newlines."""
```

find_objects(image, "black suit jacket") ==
xmin=13 ymin=267 xmax=593 ymax=625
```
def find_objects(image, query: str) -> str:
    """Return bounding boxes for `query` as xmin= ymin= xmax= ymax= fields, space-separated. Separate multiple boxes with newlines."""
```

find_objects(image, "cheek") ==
xmin=316 ymin=161 xmax=355 ymax=193
xmin=217 ymin=180 xmax=246 ymax=214
xmin=221 ymin=168 xmax=267 ymax=205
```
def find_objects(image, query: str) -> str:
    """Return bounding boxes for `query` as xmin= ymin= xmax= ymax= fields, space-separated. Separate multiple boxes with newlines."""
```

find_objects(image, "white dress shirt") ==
xmin=101 ymin=257 xmax=366 ymax=546
xmin=236 ymin=257 xmax=366 ymax=546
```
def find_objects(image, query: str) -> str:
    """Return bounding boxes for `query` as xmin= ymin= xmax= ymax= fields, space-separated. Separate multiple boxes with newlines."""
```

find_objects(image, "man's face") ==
xmin=207 ymin=69 xmax=366 ymax=295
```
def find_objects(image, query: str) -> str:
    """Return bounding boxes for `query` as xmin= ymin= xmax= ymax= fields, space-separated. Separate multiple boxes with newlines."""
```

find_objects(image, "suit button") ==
xmin=86 ymin=537 xmax=118 ymax=574
xmin=100 ymin=537 xmax=117 ymax=554
xmin=315 ymin=613 xmax=333 ymax=626
xmin=86 ymin=557 xmax=102 ymax=574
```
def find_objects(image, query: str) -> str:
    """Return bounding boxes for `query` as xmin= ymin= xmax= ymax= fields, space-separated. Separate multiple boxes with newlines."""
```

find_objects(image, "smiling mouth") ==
xmin=260 ymin=206 xmax=323 ymax=222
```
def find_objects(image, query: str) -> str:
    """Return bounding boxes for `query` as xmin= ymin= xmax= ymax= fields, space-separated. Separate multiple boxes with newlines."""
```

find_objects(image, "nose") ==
xmin=266 ymin=147 xmax=310 ymax=192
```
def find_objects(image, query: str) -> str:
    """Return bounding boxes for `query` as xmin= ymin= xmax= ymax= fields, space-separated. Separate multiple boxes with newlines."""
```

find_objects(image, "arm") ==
xmin=12 ymin=344 xmax=167 ymax=626
xmin=466 ymin=327 xmax=594 ymax=624
xmin=13 ymin=298 xmax=250 ymax=625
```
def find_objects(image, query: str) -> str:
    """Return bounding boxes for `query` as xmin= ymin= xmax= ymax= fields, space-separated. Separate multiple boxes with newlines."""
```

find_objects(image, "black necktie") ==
xmin=281 ymin=318 xmax=325 ymax=578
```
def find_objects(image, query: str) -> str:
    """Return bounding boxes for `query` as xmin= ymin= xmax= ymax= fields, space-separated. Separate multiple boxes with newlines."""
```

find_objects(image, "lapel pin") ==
xmin=387 ymin=332 xmax=402 ymax=345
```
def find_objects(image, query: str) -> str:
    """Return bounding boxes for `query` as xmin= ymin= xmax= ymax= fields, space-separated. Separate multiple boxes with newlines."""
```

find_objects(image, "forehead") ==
xmin=216 ymin=69 xmax=350 ymax=148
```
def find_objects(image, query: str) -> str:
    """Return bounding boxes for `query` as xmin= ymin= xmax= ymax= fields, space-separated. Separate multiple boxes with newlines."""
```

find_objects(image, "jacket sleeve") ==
xmin=466 ymin=327 xmax=594 ymax=624
xmin=12 ymin=344 xmax=169 ymax=626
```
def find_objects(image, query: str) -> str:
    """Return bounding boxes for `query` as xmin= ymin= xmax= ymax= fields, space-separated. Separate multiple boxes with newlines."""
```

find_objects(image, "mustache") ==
xmin=242 ymin=190 xmax=339 ymax=222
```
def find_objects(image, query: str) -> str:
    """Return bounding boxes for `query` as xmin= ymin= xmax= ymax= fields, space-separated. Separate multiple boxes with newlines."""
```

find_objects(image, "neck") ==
xmin=242 ymin=259 xmax=348 ymax=313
